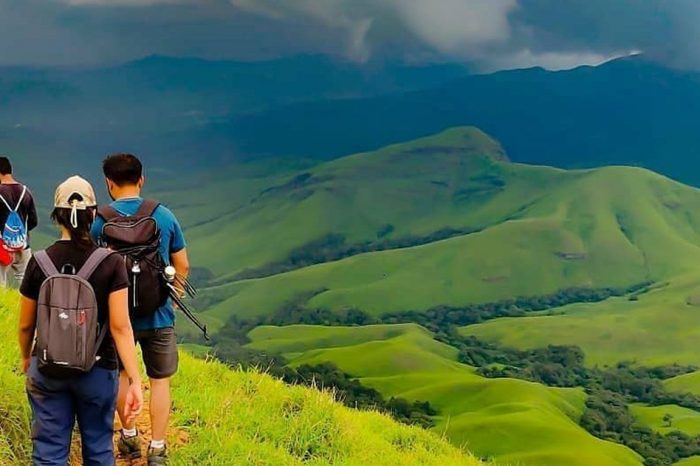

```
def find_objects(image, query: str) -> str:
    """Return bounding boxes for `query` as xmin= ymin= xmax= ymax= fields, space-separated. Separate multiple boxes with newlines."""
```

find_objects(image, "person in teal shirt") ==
xmin=91 ymin=154 xmax=189 ymax=466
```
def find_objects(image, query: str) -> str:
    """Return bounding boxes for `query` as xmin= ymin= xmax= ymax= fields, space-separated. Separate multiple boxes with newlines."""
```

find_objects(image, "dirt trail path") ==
xmin=69 ymin=385 xmax=188 ymax=466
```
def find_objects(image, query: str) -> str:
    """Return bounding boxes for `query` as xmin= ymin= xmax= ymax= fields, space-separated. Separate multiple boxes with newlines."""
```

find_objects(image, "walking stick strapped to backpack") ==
xmin=98 ymin=200 xmax=208 ymax=338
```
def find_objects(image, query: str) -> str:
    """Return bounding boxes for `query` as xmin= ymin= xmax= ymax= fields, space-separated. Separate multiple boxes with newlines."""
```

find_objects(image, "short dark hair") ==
xmin=103 ymin=154 xmax=143 ymax=186
xmin=0 ymin=157 xmax=12 ymax=175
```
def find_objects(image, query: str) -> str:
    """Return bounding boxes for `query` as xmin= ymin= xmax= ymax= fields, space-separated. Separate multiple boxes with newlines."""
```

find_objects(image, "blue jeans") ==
xmin=26 ymin=358 xmax=119 ymax=466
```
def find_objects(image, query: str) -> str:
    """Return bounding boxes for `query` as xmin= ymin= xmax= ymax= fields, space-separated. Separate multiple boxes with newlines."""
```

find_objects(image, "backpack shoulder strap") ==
xmin=77 ymin=248 xmax=113 ymax=358
xmin=77 ymin=248 xmax=113 ymax=281
xmin=136 ymin=199 xmax=160 ymax=218
xmin=34 ymin=251 xmax=60 ymax=278
xmin=14 ymin=185 xmax=26 ymax=211
xmin=97 ymin=205 xmax=121 ymax=222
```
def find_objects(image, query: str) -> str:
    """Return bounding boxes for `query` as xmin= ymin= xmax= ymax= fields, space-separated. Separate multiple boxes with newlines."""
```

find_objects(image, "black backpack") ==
xmin=97 ymin=199 xmax=169 ymax=318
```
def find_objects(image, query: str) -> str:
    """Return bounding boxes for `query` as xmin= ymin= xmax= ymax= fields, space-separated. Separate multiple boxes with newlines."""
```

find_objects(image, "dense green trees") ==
xmin=385 ymin=282 xmax=652 ymax=336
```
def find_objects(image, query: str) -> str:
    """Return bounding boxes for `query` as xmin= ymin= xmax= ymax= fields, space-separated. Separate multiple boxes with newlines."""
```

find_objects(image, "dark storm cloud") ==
xmin=1 ymin=0 xmax=699 ymax=69
xmin=510 ymin=0 xmax=700 ymax=68
xmin=0 ymin=0 xmax=349 ymax=65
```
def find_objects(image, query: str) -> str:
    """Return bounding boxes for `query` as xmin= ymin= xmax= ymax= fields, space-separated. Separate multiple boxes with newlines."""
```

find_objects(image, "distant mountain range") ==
xmin=226 ymin=56 xmax=700 ymax=186
xmin=6 ymin=54 xmax=700 ymax=185
xmin=0 ymin=54 xmax=470 ymax=177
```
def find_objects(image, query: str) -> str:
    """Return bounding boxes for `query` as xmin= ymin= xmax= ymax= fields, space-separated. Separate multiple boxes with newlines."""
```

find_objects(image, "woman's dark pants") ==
xmin=26 ymin=358 xmax=118 ymax=466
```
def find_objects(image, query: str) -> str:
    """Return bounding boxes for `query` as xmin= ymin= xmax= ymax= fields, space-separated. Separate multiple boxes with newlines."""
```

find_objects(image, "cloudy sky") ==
xmin=0 ymin=0 xmax=696 ymax=70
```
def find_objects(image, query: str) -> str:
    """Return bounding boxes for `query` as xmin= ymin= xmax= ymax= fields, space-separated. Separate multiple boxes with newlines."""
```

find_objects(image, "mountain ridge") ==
xmin=223 ymin=55 xmax=700 ymax=185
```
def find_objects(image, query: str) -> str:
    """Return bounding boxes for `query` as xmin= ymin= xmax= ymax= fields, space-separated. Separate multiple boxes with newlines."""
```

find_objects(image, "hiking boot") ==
xmin=148 ymin=446 xmax=168 ymax=465
xmin=117 ymin=431 xmax=142 ymax=460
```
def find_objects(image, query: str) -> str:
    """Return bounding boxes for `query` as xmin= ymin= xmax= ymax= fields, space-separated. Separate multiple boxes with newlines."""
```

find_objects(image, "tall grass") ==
xmin=0 ymin=290 xmax=32 ymax=464
xmin=0 ymin=289 xmax=483 ymax=465
xmin=170 ymin=353 xmax=482 ymax=465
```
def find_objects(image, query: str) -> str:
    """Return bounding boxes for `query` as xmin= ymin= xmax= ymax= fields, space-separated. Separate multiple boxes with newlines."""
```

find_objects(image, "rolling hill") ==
xmin=460 ymin=275 xmax=700 ymax=368
xmin=187 ymin=126 xmax=700 ymax=328
xmin=247 ymin=324 xmax=641 ymax=466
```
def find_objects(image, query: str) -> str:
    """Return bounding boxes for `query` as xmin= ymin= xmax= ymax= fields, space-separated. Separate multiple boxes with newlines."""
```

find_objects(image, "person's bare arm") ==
xmin=170 ymin=248 xmax=190 ymax=294
xmin=18 ymin=296 xmax=37 ymax=373
xmin=109 ymin=288 xmax=143 ymax=422
xmin=25 ymin=191 xmax=38 ymax=231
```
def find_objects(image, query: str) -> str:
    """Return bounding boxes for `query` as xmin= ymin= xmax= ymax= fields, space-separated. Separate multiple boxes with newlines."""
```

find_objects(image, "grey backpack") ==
xmin=34 ymin=248 xmax=113 ymax=377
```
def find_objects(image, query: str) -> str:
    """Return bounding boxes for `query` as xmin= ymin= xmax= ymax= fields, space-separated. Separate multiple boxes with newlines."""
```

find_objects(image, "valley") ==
xmin=150 ymin=127 xmax=700 ymax=465
xmin=8 ymin=59 xmax=700 ymax=465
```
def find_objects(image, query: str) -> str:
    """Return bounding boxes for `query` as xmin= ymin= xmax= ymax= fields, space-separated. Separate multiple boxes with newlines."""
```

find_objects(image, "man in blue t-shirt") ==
xmin=91 ymin=154 xmax=189 ymax=465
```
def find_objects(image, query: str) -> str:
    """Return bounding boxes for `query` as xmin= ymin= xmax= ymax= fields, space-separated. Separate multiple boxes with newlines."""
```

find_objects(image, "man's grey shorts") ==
xmin=121 ymin=326 xmax=179 ymax=379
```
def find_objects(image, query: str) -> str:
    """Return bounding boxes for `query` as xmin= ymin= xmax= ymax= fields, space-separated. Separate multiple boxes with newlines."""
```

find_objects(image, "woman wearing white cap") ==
xmin=17 ymin=176 xmax=143 ymax=465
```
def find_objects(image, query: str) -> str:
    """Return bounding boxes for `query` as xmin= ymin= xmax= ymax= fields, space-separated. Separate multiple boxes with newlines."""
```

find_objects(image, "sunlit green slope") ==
xmin=462 ymin=276 xmax=700 ymax=368
xmin=198 ymin=146 xmax=700 ymax=325
xmin=248 ymin=324 xmax=642 ymax=466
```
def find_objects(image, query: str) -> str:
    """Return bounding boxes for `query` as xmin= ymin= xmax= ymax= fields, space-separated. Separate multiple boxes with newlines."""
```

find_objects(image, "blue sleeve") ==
xmin=159 ymin=206 xmax=186 ymax=253
xmin=91 ymin=216 xmax=105 ymax=243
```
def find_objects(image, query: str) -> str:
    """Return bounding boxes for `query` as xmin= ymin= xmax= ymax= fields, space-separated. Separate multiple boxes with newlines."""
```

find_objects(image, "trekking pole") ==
xmin=164 ymin=267 xmax=210 ymax=340
xmin=168 ymin=287 xmax=210 ymax=340
xmin=174 ymin=274 xmax=198 ymax=298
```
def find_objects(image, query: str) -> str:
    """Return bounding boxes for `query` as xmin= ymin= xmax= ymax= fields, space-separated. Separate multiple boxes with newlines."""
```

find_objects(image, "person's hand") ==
xmin=20 ymin=357 xmax=30 ymax=375
xmin=123 ymin=381 xmax=144 ymax=424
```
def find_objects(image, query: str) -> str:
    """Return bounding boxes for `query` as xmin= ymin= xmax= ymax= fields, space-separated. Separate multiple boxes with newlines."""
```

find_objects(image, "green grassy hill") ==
xmin=189 ymin=127 xmax=700 ymax=328
xmin=460 ymin=275 xmax=700 ymax=368
xmin=164 ymin=128 xmax=700 ymax=465
xmin=248 ymin=324 xmax=641 ymax=466
xmin=666 ymin=371 xmax=700 ymax=396
xmin=186 ymin=126 xmax=517 ymax=280
xmin=630 ymin=404 xmax=700 ymax=436
xmin=676 ymin=458 xmax=700 ymax=466
xmin=0 ymin=290 xmax=484 ymax=466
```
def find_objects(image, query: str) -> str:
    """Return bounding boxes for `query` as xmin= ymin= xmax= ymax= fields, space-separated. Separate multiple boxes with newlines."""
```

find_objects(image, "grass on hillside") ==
xmin=461 ymin=274 xmax=700 ymax=368
xmin=196 ymin=139 xmax=700 ymax=324
xmin=630 ymin=404 xmax=700 ymax=436
xmin=676 ymin=457 xmax=700 ymax=465
xmin=186 ymin=127 xmax=521 ymax=281
xmin=247 ymin=323 xmax=642 ymax=466
xmin=666 ymin=371 xmax=700 ymax=396
xmin=0 ymin=290 xmax=483 ymax=466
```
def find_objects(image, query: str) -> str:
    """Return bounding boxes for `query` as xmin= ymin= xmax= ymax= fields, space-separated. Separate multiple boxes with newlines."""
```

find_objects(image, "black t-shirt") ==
xmin=20 ymin=241 xmax=130 ymax=370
